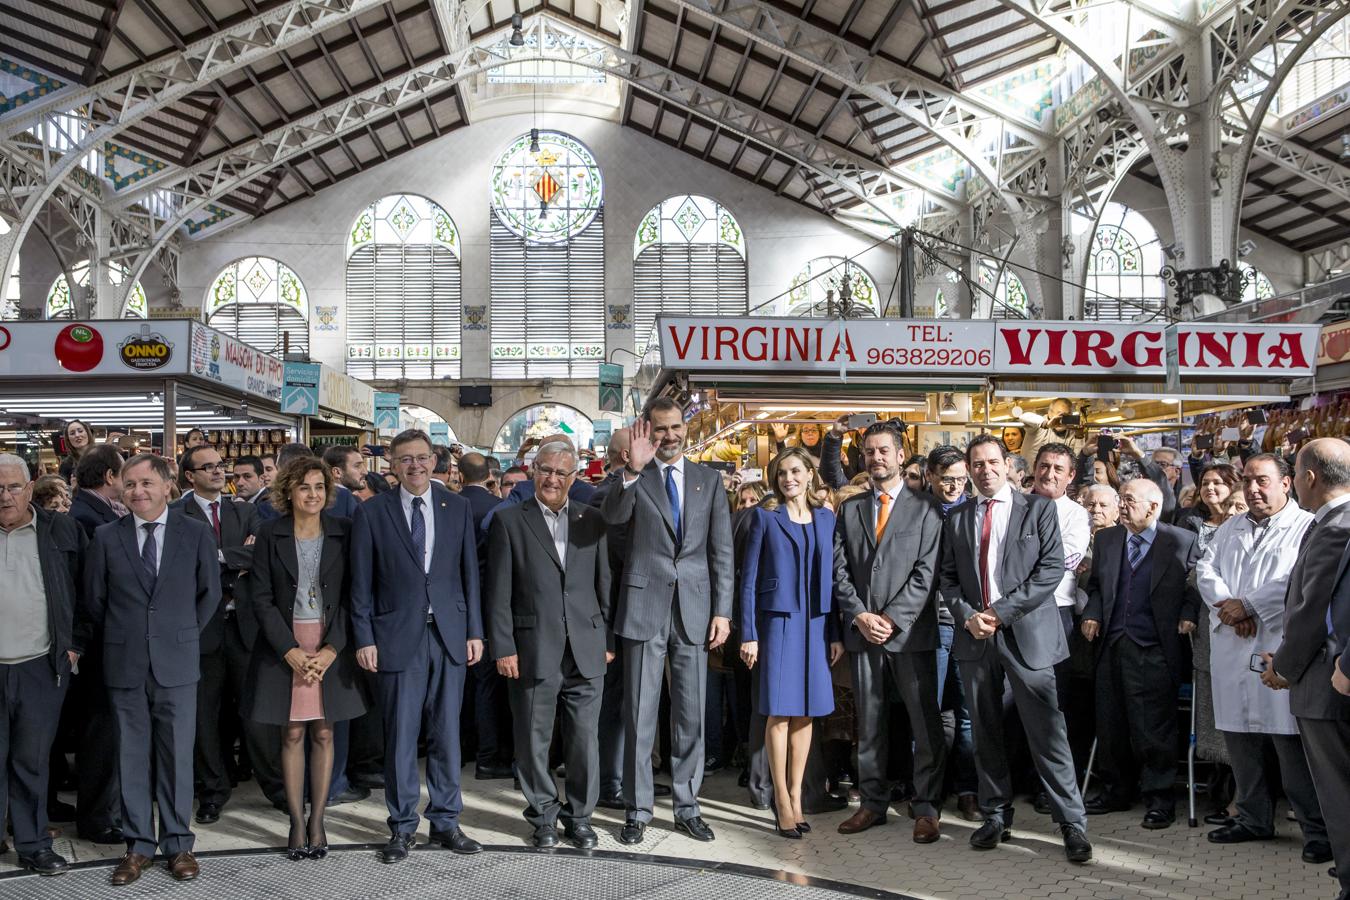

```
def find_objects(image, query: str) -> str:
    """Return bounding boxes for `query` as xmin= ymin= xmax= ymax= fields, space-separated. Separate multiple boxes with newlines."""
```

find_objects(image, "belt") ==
xmin=427 ymin=611 xmax=435 ymax=624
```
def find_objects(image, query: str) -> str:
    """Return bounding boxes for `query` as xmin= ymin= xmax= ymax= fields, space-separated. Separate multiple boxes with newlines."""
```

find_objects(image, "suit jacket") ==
xmin=80 ymin=510 xmax=220 ymax=689
xmin=1273 ymin=501 xmax=1350 ymax=720
xmin=832 ymin=488 xmax=943 ymax=653
xmin=174 ymin=491 xmax=258 ymax=653
xmin=254 ymin=487 xmax=280 ymax=522
xmin=461 ymin=484 xmax=500 ymax=587
xmin=244 ymin=513 xmax=367 ymax=725
xmin=1083 ymin=521 xmax=1200 ymax=684
xmin=939 ymin=488 xmax=1066 ymax=670
xmin=600 ymin=459 xmax=734 ymax=643
xmin=740 ymin=505 xmax=837 ymax=643
xmin=1333 ymin=540 xmax=1350 ymax=681
xmin=349 ymin=482 xmax=483 ymax=669
xmin=70 ymin=489 xmax=121 ymax=538
xmin=481 ymin=478 xmax=597 ymax=538
xmin=32 ymin=507 xmax=87 ymax=675
xmin=331 ymin=485 xmax=359 ymax=519
xmin=486 ymin=499 xmax=613 ymax=680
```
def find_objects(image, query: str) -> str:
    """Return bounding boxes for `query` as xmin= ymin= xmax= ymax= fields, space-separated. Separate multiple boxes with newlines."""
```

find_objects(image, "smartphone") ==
xmin=847 ymin=413 xmax=878 ymax=430
xmin=1060 ymin=413 xmax=1082 ymax=426
xmin=1246 ymin=409 xmax=1267 ymax=425
xmin=1219 ymin=427 xmax=1241 ymax=442
xmin=1195 ymin=433 xmax=1215 ymax=451
xmin=1290 ymin=428 xmax=1310 ymax=443
xmin=1249 ymin=653 xmax=1267 ymax=674
xmin=741 ymin=467 xmax=763 ymax=484
xmin=1097 ymin=435 xmax=1117 ymax=460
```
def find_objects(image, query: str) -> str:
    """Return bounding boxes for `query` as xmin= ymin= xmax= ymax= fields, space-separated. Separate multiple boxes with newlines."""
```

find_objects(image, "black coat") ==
xmin=174 ymin=491 xmax=258 ymax=653
xmin=70 ymin=489 xmax=120 ymax=538
xmin=242 ymin=514 xmax=368 ymax=726
xmin=33 ymin=507 xmax=87 ymax=676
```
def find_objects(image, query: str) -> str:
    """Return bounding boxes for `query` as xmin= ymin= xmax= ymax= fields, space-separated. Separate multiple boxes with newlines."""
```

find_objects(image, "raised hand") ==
xmin=627 ymin=418 xmax=657 ymax=473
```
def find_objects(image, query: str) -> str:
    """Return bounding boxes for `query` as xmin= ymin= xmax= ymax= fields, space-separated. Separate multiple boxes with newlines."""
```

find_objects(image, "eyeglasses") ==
xmin=394 ymin=454 xmax=434 ymax=467
xmin=535 ymin=465 xmax=576 ymax=481
xmin=904 ymin=472 xmax=923 ymax=481
xmin=190 ymin=462 xmax=224 ymax=473
xmin=937 ymin=476 xmax=968 ymax=487
xmin=0 ymin=483 xmax=27 ymax=496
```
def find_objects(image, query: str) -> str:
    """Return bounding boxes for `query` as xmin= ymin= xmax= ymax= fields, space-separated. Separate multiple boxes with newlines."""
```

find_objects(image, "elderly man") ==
xmin=0 ymin=454 xmax=84 ymax=875
xmin=487 ymin=442 xmax=613 ymax=849
xmin=1080 ymin=484 xmax=1120 ymax=533
xmin=1082 ymin=479 xmax=1199 ymax=828
xmin=1195 ymin=454 xmax=1329 ymax=860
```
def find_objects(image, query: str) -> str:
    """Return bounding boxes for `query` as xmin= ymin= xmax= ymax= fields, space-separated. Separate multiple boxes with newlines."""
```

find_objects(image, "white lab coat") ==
xmin=1194 ymin=502 xmax=1313 ymax=735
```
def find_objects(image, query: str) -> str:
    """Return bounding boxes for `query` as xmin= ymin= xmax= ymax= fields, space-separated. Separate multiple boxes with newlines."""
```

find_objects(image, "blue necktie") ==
xmin=1128 ymin=533 xmax=1145 ymax=570
xmin=410 ymin=496 xmax=426 ymax=571
xmin=141 ymin=522 xmax=159 ymax=581
xmin=664 ymin=465 xmax=682 ymax=545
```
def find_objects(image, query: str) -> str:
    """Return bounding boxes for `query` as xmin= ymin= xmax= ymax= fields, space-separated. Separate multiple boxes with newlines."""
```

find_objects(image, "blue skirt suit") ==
xmin=739 ymin=506 xmax=838 ymax=718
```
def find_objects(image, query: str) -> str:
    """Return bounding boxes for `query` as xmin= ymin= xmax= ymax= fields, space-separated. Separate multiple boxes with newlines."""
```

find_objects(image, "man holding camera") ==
xmin=1018 ymin=399 xmax=1085 ymax=468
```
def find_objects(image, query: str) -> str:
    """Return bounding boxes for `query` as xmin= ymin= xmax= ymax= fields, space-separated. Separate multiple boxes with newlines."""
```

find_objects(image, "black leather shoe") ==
xmin=704 ymin=757 xmax=722 ymax=773
xmin=596 ymin=792 xmax=625 ymax=810
xmin=618 ymin=819 xmax=646 ymax=845
xmin=47 ymin=801 xmax=76 ymax=822
xmin=328 ymin=785 xmax=370 ymax=806
xmin=351 ymin=772 xmax=386 ymax=789
xmin=1303 ymin=840 xmax=1334 ymax=864
xmin=475 ymin=763 xmax=515 ymax=780
xmin=653 ymin=782 xmax=672 ymax=797
xmin=1084 ymin=796 xmax=1131 ymax=815
xmin=1062 ymin=824 xmax=1093 ymax=863
xmin=431 ymin=828 xmax=482 ymax=855
xmin=1142 ymin=809 xmax=1175 ymax=830
xmin=80 ymin=827 xmax=125 ymax=845
xmin=379 ymin=832 xmax=416 ymax=864
xmin=1033 ymin=792 xmax=1051 ymax=815
xmin=890 ymin=782 xmax=915 ymax=803
xmin=737 ymin=770 xmax=749 ymax=788
xmin=565 ymin=822 xmax=598 ymax=849
xmin=194 ymin=802 xmax=223 ymax=825
xmin=1204 ymin=811 xmax=1234 ymax=826
xmin=802 ymin=795 xmax=848 ymax=815
xmin=19 ymin=849 xmax=69 ymax=876
xmin=675 ymin=816 xmax=715 ymax=842
xmin=1207 ymin=823 xmax=1272 ymax=843
xmin=532 ymin=824 xmax=558 ymax=848
xmin=970 ymin=818 xmax=1011 ymax=850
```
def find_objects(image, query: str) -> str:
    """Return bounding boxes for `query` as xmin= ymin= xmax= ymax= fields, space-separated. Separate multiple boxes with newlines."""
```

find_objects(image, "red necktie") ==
xmin=979 ymin=497 xmax=999 ymax=609
xmin=209 ymin=500 xmax=221 ymax=543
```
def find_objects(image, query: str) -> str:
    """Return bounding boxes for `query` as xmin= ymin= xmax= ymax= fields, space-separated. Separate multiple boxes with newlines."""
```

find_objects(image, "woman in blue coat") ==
xmin=739 ymin=447 xmax=844 ymax=839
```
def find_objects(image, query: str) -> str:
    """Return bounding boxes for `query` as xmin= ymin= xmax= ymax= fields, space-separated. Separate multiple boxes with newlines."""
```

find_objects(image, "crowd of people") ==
xmin=1 ymin=400 xmax=1348 ymax=900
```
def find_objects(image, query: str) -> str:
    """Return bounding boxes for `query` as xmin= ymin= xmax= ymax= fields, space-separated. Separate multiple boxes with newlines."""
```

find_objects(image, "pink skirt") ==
xmin=289 ymin=620 xmax=324 ymax=723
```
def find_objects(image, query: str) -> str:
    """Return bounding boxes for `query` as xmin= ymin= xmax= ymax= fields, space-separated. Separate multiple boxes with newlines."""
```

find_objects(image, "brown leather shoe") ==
xmin=913 ymin=815 xmax=941 ymax=844
xmin=837 ymin=808 xmax=887 ymax=835
xmin=168 ymin=852 xmax=199 ymax=881
xmin=956 ymin=794 xmax=982 ymax=822
xmin=110 ymin=853 xmax=152 ymax=886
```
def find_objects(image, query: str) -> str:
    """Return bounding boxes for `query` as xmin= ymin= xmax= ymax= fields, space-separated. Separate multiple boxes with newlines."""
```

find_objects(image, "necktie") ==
xmin=410 ymin=496 xmax=426 ymax=571
xmin=1128 ymin=533 xmax=1145 ymax=570
xmin=209 ymin=501 xmax=221 ymax=543
xmin=875 ymin=492 xmax=891 ymax=542
xmin=979 ymin=498 xmax=999 ymax=609
xmin=141 ymin=522 xmax=159 ymax=580
xmin=664 ymin=465 xmax=682 ymax=545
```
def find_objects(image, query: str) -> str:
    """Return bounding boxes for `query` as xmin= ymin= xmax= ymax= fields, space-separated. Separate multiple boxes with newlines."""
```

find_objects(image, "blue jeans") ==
xmin=937 ymin=623 xmax=978 ymax=796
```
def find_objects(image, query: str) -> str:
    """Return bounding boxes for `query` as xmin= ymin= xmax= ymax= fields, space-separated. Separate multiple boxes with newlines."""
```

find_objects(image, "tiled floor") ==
xmin=2 ymin=770 xmax=1336 ymax=899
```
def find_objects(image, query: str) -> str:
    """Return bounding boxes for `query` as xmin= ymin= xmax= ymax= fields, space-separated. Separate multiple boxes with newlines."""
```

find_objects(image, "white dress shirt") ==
xmin=974 ymin=482 xmax=1015 ymax=607
xmin=399 ymin=485 xmax=435 ymax=574
xmin=622 ymin=456 xmax=686 ymax=513
xmin=872 ymin=482 xmax=905 ymax=535
xmin=538 ymin=498 xmax=569 ymax=565
xmin=1314 ymin=491 xmax=1350 ymax=523
xmin=132 ymin=506 xmax=171 ymax=572
xmin=1052 ymin=493 xmax=1091 ymax=610
xmin=190 ymin=490 xmax=221 ymax=526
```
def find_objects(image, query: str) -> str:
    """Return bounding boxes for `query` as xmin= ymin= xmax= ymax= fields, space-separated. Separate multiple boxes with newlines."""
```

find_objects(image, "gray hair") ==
xmin=1121 ymin=476 xmax=1164 ymax=507
xmin=1081 ymin=483 xmax=1118 ymax=505
xmin=0 ymin=453 xmax=31 ymax=483
xmin=534 ymin=441 xmax=578 ymax=468
xmin=1152 ymin=447 xmax=1181 ymax=465
xmin=1300 ymin=438 xmax=1350 ymax=490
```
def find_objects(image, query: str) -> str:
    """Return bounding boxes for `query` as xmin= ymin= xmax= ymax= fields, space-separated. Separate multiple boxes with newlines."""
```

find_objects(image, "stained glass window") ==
xmin=935 ymin=288 xmax=950 ymax=318
xmin=45 ymin=261 xmax=147 ymax=319
xmin=1082 ymin=202 xmax=1166 ymax=322
xmin=977 ymin=259 xmax=1029 ymax=319
xmin=346 ymin=194 xmax=461 ymax=379
xmin=1240 ymin=262 xmax=1276 ymax=302
xmin=205 ymin=257 xmax=308 ymax=356
xmin=633 ymin=195 xmax=747 ymax=355
xmin=490 ymin=130 xmax=602 ymax=245
xmin=779 ymin=257 xmax=880 ymax=317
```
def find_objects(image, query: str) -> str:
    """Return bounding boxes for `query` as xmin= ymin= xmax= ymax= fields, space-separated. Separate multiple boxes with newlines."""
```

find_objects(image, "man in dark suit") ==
xmin=832 ymin=422 xmax=947 ymax=842
xmin=482 ymin=435 xmax=597 ymax=537
xmin=601 ymin=399 xmax=733 ymax=845
xmin=1082 ymin=478 xmax=1199 ymax=829
xmin=80 ymin=453 xmax=220 ymax=885
xmin=938 ymin=434 xmax=1091 ymax=863
xmin=487 ymin=441 xmax=613 ymax=849
xmin=1266 ymin=438 xmax=1350 ymax=894
xmin=351 ymin=429 xmax=484 ymax=864
xmin=322 ymin=445 xmax=364 ymax=518
xmin=460 ymin=452 xmax=513 ymax=780
xmin=174 ymin=444 xmax=276 ymax=822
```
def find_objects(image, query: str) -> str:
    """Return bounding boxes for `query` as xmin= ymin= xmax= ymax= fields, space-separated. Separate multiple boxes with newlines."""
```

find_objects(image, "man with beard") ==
xmin=320 ymin=446 xmax=363 ymax=518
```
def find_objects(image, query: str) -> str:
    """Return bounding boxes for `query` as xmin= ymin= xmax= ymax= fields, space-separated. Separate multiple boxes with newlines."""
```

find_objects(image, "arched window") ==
xmin=1240 ymin=262 xmax=1276 ymax=302
xmin=493 ymin=403 xmax=595 ymax=458
xmin=633 ymin=195 xmax=747 ymax=355
xmin=779 ymin=257 xmax=880 ymax=317
xmin=1083 ymin=202 xmax=1166 ymax=322
xmin=205 ymin=257 xmax=308 ymax=356
xmin=934 ymin=288 xmax=950 ymax=318
xmin=345 ymin=193 xmax=461 ymax=379
xmin=490 ymin=130 xmax=604 ymax=378
xmin=977 ymin=259 xmax=1028 ymax=319
xmin=46 ymin=261 xmax=147 ymax=319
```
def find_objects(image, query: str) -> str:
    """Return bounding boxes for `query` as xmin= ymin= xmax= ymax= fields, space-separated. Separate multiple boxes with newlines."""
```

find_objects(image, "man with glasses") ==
xmin=351 ymin=429 xmax=485 ymax=863
xmin=174 ymin=445 xmax=271 ymax=825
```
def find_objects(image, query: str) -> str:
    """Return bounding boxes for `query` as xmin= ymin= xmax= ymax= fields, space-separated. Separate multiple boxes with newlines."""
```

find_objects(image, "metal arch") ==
xmin=655 ymin=0 xmax=1051 ymax=223
xmin=0 ymin=0 xmax=395 ymax=320
xmin=1070 ymin=141 xmax=1151 ymax=320
xmin=1244 ymin=126 xmax=1350 ymax=206
xmin=113 ymin=15 xmax=959 ymax=308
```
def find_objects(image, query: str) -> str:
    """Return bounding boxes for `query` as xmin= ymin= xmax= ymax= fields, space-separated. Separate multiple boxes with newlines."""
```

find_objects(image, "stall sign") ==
xmin=374 ymin=392 xmax=400 ymax=433
xmin=0 ymin=320 xmax=191 ymax=377
xmin=282 ymin=362 xmax=321 ymax=416
xmin=1316 ymin=320 xmax=1350 ymax=367
xmin=188 ymin=322 xmax=285 ymax=403
xmin=318 ymin=365 xmax=374 ymax=424
xmin=429 ymin=422 xmax=450 ymax=446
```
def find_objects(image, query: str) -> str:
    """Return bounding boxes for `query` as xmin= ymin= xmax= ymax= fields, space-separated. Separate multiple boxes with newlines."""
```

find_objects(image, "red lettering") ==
xmin=1268 ymin=332 xmax=1310 ymax=369
xmin=1192 ymin=331 xmax=1235 ymax=368
xmin=1072 ymin=330 xmax=1116 ymax=368
xmin=0 ymin=326 xmax=9 ymax=351
xmin=1242 ymin=332 xmax=1263 ymax=368
xmin=668 ymin=325 xmax=696 ymax=360
xmin=742 ymin=327 xmax=768 ymax=362
xmin=1044 ymin=329 xmax=1066 ymax=367
xmin=999 ymin=328 xmax=1040 ymax=366
xmin=714 ymin=327 xmax=738 ymax=361
xmin=827 ymin=330 xmax=857 ymax=363
xmin=1120 ymin=331 xmax=1162 ymax=368
xmin=785 ymin=328 xmax=809 ymax=361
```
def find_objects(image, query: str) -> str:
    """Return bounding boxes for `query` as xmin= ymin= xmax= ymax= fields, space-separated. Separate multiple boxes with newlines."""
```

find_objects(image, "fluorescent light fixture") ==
xmin=754 ymin=411 xmax=771 ymax=419
xmin=988 ymin=414 xmax=1013 ymax=422
xmin=753 ymin=402 xmax=925 ymax=412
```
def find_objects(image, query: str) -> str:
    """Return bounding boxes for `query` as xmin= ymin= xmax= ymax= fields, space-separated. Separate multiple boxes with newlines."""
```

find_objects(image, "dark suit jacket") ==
xmin=254 ymin=487 xmax=280 ymax=522
xmin=1274 ymin=502 xmax=1350 ymax=720
xmin=486 ymin=498 xmax=612 ymax=680
xmin=174 ymin=491 xmax=257 ymax=653
xmin=833 ymin=488 xmax=943 ymax=653
xmin=461 ymin=484 xmax=500 ymax=584
xmin=1083 ymin=522 xmax=1200 ymax=684
xmin=939 ymin=488 xmax=1066 ymax=670
xmin=243 ymin=513 xmax=367 ymax=725
xmin=741 ymin=505 xmax=837 ymax=643
xmin=33 ymin=507 xmax=87 ymax=675
xmin=350 ymin=482 xmax=483 ymax=669
xmin=80 ymin=511 xmax=220 ymax=689
xmin=481 ymin=478 xmax=597 ymax=537
xmin=1333 ymin=540 xmax=1350 ymax=681
xmin=70 ymin=489 xmax=120 ymax=538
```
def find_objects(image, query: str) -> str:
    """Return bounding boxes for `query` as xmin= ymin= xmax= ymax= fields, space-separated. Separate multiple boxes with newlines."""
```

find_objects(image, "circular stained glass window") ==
xmin=490 ymin=130 xmax=603 ymax=244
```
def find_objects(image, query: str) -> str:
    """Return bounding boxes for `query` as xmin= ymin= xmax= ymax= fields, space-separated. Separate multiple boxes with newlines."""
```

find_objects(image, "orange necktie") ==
xmin=876 ymin=492 xmax=891 ymax=541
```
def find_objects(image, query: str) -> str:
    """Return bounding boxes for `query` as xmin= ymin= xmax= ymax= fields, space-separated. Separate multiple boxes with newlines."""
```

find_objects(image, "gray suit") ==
xmin=1274 ymin=503 xmax=1350 ymax=899
xmin=833 ymin=488 xmax=947 ymax=818
xmin=487 ymin=499 xmax=612 ymax=828
xmin=939 ymin=489 xmax=1086 ymax=831
xmin=601 ymin=458 xmax=733 ymax=823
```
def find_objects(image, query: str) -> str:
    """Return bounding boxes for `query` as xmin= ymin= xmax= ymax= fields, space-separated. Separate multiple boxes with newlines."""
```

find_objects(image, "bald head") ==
xmin=1295 ymin=437 xmax=1350 ymax=512
xmin=459 ymin=452 xmax=490 ymax=486
xmin=1119 ymin=477 xmax=1163 ymax=533
xmin=606 ymin=427 xmax=631 ymax=471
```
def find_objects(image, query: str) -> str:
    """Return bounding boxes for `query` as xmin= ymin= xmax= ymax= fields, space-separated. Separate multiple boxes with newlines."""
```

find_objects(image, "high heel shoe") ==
xmin=796 ymin=822 xmax=812 ymax=833
xmin=306 ymin=817 xmax=328 ymax=860
xmin=286 ymin=821 xmax=308 ymax=861
xmin=769 ymin=798 xmax=802 ymax=840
